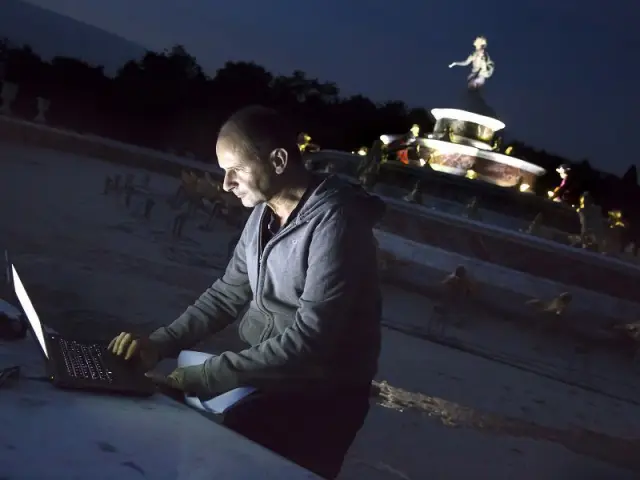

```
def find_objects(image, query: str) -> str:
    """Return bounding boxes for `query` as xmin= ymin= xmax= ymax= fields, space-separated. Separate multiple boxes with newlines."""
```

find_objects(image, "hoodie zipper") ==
xmin=255 ymin=212 xmax=303 ymax=342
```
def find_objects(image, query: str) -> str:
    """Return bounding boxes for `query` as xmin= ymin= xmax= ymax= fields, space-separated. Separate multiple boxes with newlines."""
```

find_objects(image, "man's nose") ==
xmin=222 ymin=174 xmax=233 ymax=192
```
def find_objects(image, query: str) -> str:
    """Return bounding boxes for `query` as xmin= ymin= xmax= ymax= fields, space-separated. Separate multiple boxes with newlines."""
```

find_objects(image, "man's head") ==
xmin=580 ymin=191 xmax=593 ymax=208
xmin=216 ymin=106 xmax=303 ymax=208
xmin=473 ymin=36 xmax=487 ymax=50
xmin=556 ymin=164 xmax=571 ymax=180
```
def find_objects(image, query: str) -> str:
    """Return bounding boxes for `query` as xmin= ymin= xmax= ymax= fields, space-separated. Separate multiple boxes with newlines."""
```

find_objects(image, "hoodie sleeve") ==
xmin=148 ymin=223 xmax=253 ymax=359
xmin=180 ymin=206 xmax=376 ymax=397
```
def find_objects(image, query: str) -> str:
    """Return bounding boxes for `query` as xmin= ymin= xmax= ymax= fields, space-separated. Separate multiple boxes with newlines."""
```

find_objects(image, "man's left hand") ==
xmin=146 ymin=368 xmax=187 ymax=391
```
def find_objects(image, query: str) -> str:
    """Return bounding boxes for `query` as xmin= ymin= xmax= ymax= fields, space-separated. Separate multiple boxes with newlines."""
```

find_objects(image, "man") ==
xmin=109 ymin=105 xmax=385 ymax=478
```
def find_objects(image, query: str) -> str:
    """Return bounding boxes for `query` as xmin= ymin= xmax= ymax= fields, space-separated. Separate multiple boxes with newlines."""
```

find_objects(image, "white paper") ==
xmin=178 ymin=350 xmax=257 ymax=414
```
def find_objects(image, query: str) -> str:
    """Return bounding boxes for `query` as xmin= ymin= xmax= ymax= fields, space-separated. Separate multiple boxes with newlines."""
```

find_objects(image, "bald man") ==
xmin=110 ymin=106 xmax=385 ymax=478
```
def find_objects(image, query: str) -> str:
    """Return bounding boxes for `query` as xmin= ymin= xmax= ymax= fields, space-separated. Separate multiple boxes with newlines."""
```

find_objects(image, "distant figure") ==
xmin=373 ymin=237 xmax=394 ymax=278
xmin=612 ymin=322 xmax=640 ymax=364
xmin=549 ymin=164 xmax=580 ymax=204
xmin=357 ymin=139 xmax=384 ymax=189
xmin=441 ymin=265 xmax=475 ymax=300
xmin=526 ymin=292 xmax=573 ymax=316
xmin=404 ymin=124 xmax=424 ymax=164
xmin=403 ymin=180 xmax=423 ymax=204
xmin=430 ymin=266 xmax=475 ymax=335
xmin=577 ymin=192 xmax=605 ymax=251
xmin=449 ymin=36 xmax=495 ymax=90
xmin=524 ymin=212 xmax=544 ymax=236
xmin=323 ymin=162 xmax=337 ymax=174
xmin=464 ymin=197 xmax=482 ymax=221
xmin=172 ymin=170 xmax=198 ymax=207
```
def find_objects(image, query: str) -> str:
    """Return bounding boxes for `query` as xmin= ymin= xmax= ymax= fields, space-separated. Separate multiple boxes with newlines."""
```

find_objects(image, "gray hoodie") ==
xmin=149 ymin=174 xmax=385 ymax=397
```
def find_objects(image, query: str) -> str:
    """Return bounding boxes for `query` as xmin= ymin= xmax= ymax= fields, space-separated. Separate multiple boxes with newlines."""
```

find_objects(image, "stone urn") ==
xmin=34 ymin=97 xmax=51 ymax=123
xmin=0 ymin=82 xmax=18 ymax=115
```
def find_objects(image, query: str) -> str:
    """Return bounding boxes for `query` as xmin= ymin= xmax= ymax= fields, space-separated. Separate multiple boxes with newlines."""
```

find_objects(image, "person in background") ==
xmin=577 ymin=191 xmax=605 ymax=251
xmin=550 ymin=164 xmax=580 ymax=204
xmin=109 ymin=105 xmax=385 ymax=479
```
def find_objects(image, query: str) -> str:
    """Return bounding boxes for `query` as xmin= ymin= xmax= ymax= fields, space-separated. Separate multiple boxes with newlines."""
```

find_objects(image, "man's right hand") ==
xmin=108 ymin=332 xmax=160 ymax=371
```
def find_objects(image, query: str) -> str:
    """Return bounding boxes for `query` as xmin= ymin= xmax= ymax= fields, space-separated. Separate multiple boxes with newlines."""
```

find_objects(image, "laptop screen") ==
xmin=11 ymin=265 xmax=49 ymax=358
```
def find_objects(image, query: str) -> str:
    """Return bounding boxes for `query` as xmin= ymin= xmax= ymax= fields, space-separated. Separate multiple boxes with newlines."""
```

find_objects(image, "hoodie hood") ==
xmin=296 ymin=174 xmax=386 ymax=228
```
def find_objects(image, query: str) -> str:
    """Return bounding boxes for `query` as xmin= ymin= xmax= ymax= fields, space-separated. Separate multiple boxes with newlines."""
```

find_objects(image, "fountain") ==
xmin=422 ymin=108 xmax=545 ymax=190
xmin=310 ymin=36 xmax=570 ymax=230
xmin=380 ymin=36 xmax=546 ymax=191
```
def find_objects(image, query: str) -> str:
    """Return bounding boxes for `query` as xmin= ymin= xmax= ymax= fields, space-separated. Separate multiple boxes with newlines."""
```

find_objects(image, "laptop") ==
xmin=10 ymin=264 xmax=155 ymax=396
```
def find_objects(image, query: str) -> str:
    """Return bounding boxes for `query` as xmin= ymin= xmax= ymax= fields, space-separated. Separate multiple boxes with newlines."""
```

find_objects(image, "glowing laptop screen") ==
xmin=11 ymin=265 xmax=49 ymax=358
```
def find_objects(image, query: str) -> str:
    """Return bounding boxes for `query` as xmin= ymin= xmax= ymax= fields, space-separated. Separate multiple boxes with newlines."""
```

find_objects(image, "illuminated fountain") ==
xmin=423 ymin=108 xmax=545 ymax=190
xmin=379 ymin=36 xmax=546 ymax=191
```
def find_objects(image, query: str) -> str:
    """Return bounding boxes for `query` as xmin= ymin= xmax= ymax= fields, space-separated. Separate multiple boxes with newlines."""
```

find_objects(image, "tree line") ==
xmin=0 ymin=39 xmax=638 ymax=220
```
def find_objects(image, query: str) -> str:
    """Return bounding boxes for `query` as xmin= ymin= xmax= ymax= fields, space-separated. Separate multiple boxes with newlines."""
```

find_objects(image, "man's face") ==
xmin=216 ymin=134 xmax=276 ymax=208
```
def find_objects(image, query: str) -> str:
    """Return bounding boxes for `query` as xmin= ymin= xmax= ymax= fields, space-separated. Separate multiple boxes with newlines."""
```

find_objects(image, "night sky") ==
xmin=26 ymin=0 xmax=640 ymax=175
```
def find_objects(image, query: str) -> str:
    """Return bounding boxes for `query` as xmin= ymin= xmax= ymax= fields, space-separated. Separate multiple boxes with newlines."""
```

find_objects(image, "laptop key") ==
xmin=59 ymin=339 xmax=113 ymax=382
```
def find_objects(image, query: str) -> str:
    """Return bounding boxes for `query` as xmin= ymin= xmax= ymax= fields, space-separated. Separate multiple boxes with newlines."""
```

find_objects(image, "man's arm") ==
xmin=449 ymin=55 xmax=473 ymax=68
xmin=148 ymin=224 xmax=252 ymax=358
xmin=551 ymin=177 xmax=573 ymax=200
xmin=180 ymin=208 xmax=377 ymax=396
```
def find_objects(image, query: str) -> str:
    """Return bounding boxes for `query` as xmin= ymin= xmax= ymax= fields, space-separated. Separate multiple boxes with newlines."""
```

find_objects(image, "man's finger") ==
xmin=124 ymin=338 xmax=138 ymax=361
xmin=166 ymin=368 xmax=186 ymax=391
xmin=108 ymin=333 xmax=119 ymax=353
xmin=110 ymin=332 xmax=126 ymax=354
xmin=116 ymin=332 xmax=132 ymax=356
xmin=166 ymin=372 xmax=180 ymax=389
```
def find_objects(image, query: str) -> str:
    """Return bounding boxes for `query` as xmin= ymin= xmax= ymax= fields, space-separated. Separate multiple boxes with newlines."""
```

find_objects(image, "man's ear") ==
xmin=269 ymin=148 xmax=288 ymax=175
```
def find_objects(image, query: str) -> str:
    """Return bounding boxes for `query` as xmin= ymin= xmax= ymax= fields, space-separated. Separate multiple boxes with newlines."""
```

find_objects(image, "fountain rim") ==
xmin=430 ymin=108 xmax=506 ymax=132
xmin=420 ymin=138 xmax=546 ymax=175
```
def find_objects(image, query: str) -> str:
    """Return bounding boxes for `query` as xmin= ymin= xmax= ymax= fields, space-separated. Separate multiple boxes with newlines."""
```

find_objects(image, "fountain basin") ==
xmin=431 ymin=108 xmax=505 ymax=148
xmin=421 ymin=138 xmax=546 ymax=188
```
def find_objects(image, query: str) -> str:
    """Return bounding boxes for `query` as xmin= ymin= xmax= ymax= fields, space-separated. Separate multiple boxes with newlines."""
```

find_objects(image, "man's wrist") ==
xmin=147 ymin=329 xmax=180 ymax=359
xmin=180 ymin=363 xmax=210 ymax=397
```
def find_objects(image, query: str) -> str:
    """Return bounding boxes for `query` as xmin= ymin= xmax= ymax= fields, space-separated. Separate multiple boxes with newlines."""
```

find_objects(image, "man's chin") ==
xmin=239 ymin=196 xmax=257 ymax=208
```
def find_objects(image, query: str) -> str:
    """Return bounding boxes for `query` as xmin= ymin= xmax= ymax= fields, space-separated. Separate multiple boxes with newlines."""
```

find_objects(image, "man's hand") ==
xmin=108 ymin=332 xmax=160 ymax=371
xmin=449 ymin=63 xmax=456 ymax=68
xmin=145 ymin=368 xmax=187 ymax=391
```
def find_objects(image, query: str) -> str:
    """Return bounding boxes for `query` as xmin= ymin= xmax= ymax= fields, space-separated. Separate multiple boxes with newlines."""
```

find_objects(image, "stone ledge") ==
xmin=0 ymin=116 xmax=219 ymax=178
xmin=375 ymin=229 xmax=640 ymax=330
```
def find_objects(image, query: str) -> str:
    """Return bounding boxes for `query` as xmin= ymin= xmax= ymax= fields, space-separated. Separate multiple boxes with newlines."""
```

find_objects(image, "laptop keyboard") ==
xmin=59 ymin=339 xmax=113 ymax=383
